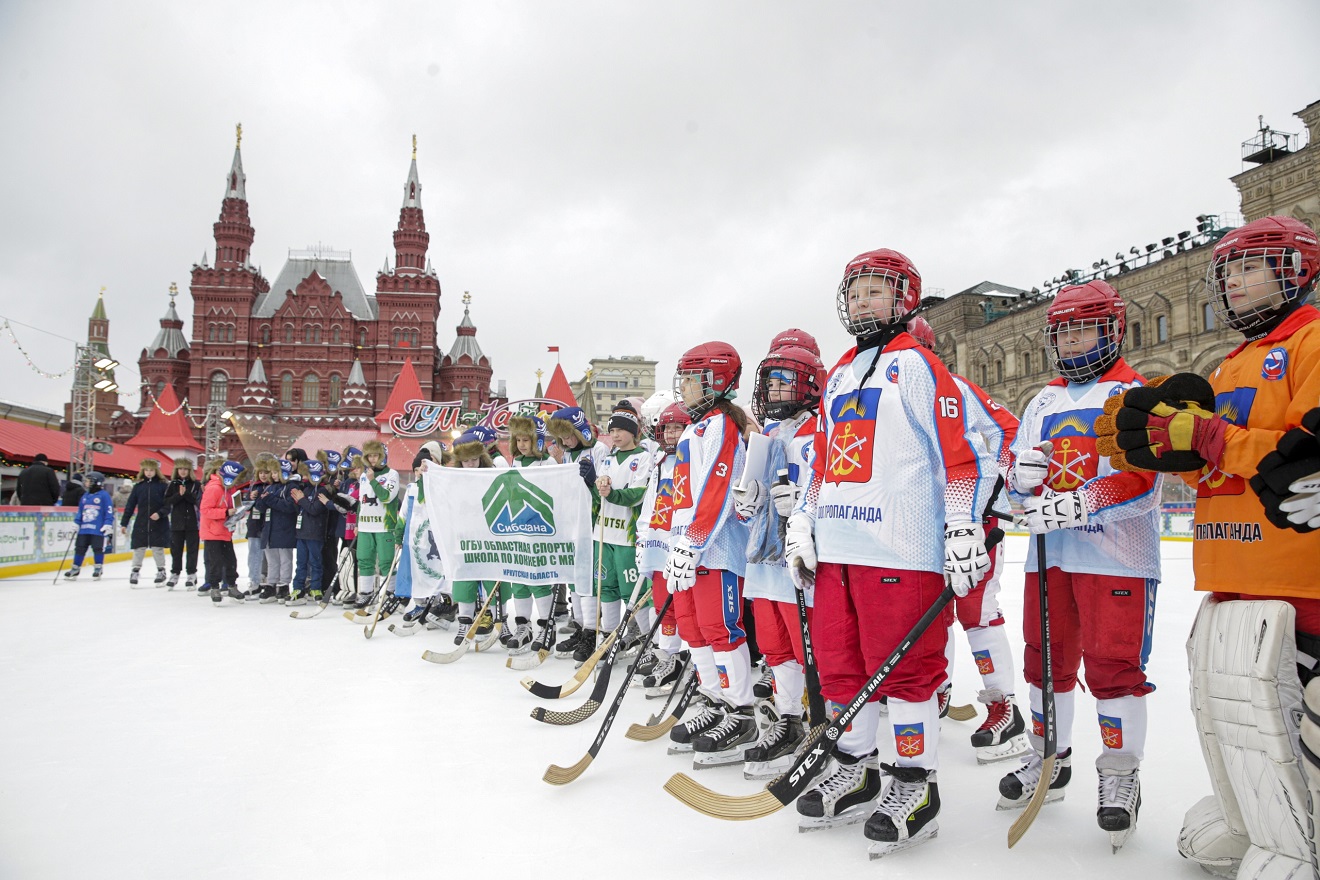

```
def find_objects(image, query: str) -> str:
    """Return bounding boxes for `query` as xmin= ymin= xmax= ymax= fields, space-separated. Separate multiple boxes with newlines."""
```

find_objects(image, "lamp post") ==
xmin=69 ymin=345 xmax=118 ymax=480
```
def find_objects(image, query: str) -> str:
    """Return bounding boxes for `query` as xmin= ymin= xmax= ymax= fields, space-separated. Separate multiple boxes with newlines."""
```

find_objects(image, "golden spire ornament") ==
xmin=236 ymin=123 xmax=242 ymax=148
xmin=412 ymin=133 xmax=417 ymax=159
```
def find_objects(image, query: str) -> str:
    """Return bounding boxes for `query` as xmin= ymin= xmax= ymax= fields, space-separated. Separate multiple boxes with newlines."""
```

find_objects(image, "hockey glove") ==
xmin=1250 ymin=405 xmax=1320 ymax=533
xmin=1011 ymin=444 xmax=1052 ymax=493
xmin=664 ymin=535 xmax=699 ymax=592
xmin=731 ymin=480 xmax=765 ymax=519
xmin=1022 ymin=490 xmax=1089 ymax=534
xmin=634 ymin=544 xmax=646 ymax=578
xmin=784 ymin=513 xmax=817 ymax=590
xmin=578 ymin=456 xmax=597 ymax=487
xmin=769 ymin=479 xmax=797 ymax=518
xmin=1095 ymin=373 xmax=1226 ymax=473
xmin=101 ymin=524 xmax=114 ymax=536
xmin=943 ymin=522 xmax=989 ymax=598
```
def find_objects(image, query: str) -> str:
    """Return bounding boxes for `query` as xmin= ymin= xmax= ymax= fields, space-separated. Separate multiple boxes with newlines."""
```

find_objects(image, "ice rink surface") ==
xmin=1 ymin=536 xmax=1211 ymax=879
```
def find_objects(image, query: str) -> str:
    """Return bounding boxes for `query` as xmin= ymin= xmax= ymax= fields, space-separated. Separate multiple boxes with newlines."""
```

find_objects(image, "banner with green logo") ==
xmin=422 ymin=463 xmax=593 ymax=588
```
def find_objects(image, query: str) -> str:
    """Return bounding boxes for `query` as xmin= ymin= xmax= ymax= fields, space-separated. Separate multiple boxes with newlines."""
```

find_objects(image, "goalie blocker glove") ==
xmin=1251 ymin=404 xmax=1320 ymax=533
xmin=1095 ymin=372 xmax=1227 ymax=473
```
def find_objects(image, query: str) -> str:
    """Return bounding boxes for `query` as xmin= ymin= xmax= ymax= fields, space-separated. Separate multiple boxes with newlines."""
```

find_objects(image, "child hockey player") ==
xmin=731 ymin=338 xmax=824 ymax=777
xmin=161 ymin=458 xmax=201 ymax=589
xmin=353 ymin=439 xmax=400 ymax=609
xmin=510 ymin=416 xmax=549 ymax=470
xmin=448 ymin=430 xmax=499 ymax=644
xmin=784 ymin=248 xmax=1000 ymax=854
xmin=63 ymin=472 xmax=114 ymax=579
xmin=244 ymin=461 xmax=272 ymax=592
xmin=287 ymin=460 xmax=328 ymax=605
xmin=909 ymin=315 xmax=1027 ymax=762
xmin=504 ymin=416 xmax=553 ymax=651
xmin=636 ymin=403 xmax=691 ymax=693
xmin=1096 ymin=216 xmax=1320 ymax=870
xmin=257 ymin=458 xmax=297 ymax=603
xmin=664 ymin=342 xmax=757 ymax=767
xmin=1003 ymin=280 xmax=1161 ymax=850
xmin=121 ymin=458 xmax=170 ymax=586
xmin=394 ymin=442 xmax=455 ymax=634
xmin=590 ymin=401 xmax=656 ymax=662
xmin=200 ymin=460 xmax=244 ymax=604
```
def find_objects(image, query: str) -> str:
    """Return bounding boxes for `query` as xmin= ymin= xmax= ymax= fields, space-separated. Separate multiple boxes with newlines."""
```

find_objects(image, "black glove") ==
xmin=578 ymin=456 xmax=597 ymax=487
xmin=1250 ymin=405 xmax=1320 ymax=534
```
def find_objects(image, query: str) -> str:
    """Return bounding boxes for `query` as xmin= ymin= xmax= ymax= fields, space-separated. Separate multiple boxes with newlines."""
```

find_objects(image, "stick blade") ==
xmin=543 ymin=753 xmax=594 ymax=786
xmin=531 ymin=700 xmax=601 ymax=727
xmin=421 ymin=645 xmax=469 ymax=665
xmin=662 ymin=773 xmax=786 ymax=821
xmin=625 ymin=715 xmax=678 ymax=741
xmin=507 ymin=649 xmax=549 ymax=671
xmin=1007 ymin=755 xmax=1054 ymax=848
xmin=947 ymin=703 xmax=977 ymax=722
xmin=521 ymin=677 xmax=564 ymax=698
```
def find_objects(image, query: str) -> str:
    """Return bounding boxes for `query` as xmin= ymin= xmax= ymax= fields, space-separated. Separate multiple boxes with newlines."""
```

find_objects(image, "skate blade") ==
xmin=691 ymin=744 xmax=755 ymax=769
xmin=643 ymin=685 xmax=676 ymax=699
xmin=1108 ymin=826 xmax=1135 ymax=854
xmin=867 ymin=824 xmax=938 ymax=858
xmin=975 ymin=735 xmax=1030 ymax=765
xmin=797 ymin=805 xmax=870 ymax=833
xmin=743 ymin=755 xmax=794 ymax=780
xmin=996 ymin=788 xmax=1065 ymax=811
xmin=667 ymin=742 xmax=694 ymax=756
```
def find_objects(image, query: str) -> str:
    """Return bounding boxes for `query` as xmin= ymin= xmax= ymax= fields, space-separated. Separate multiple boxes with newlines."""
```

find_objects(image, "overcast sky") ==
xmin=1 ymin=1 xmax=1317 ymax=418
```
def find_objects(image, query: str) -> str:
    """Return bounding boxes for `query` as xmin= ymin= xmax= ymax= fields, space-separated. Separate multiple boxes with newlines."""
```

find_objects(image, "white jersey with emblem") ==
xmin=636 ymin=453 xmax=675 ymax=576
xmin=800 ymin=337 xmax=1000 ymax=573
xmin=670 ymin=409 xmax=748 ymax=576
xmin=1009 ymin=362 xmax=1162 ymax=580
xmin=744 ymin=412 xmax=815 ymax=605
xmin=355 ymin=467 xmax=400 ymax=533
xmin=597 ymin=445 xmax=655 ymax=546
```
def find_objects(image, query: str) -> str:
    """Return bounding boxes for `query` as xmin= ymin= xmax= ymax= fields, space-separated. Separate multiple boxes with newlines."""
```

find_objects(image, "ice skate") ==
xmin=643 ymin=650 xmax=686 ymax=697
xmin=571 ymin=629 xmax=598 ymax=667
xmin=129 ymin=568 xmax=140 ymax=585
xmin=453 ymin=617 xmax=473 ymax=645
xmin=166 ymin=573 xmax=179 ymax=589
xmin=474 ymin=610 xmax=500 ymax=651
xmin=634 ymin=647 xmax=659 ymax=679
xmin=184 ymin=574 xmax=195 ymax=590
xmin=692 ymin=705 xmax=758 ymax=769
xmin=795 ymin=750 xmax=882 ymax=832
xmin=210 ymin=584 xmax=223 ymax=604
xmin=63 ymin=566 xmax=81 ymax=579
xmin=529 ymin=619 xmax=556 ymax=653
xmin=428 ymin=595 xmax=456 ymax=628
xmin=743 ymin=713 xmax=806 ymax=780
xmin=92 ymin=565 xmax=102 ymax=579
xmin=225 ymin=584 xmax=248 ymax=602
xmin=555 ymin=625 xmax=585 ymax=659
xmin=752 ymin=664 xmax=774 ymax=700
xmin=391 ymin=601 xmax=430 ymax=637
xmin=997 ymin=747 xmax=1071 ymax=810
xmin=668 ymin=694 xmax=724 ymax=755
xmin=258 ymin=585 xmax=278 ymax=604
xmin=970 ymin=689 xmax=1028 ymax=764
xmin=864 ymin=764 xmax=940 ymax=858
xmin=197 ymin=582 xmax=212 ymax=596
xmin=506 ymin=618 xmax=534 ymax=654
xmin=1097 ymin=755 xmax=1141 ymax=853
xmin=287 ymin=590 xmax=307 ymax=607
xmin=153 ymin=569 xmax=167 ymax=587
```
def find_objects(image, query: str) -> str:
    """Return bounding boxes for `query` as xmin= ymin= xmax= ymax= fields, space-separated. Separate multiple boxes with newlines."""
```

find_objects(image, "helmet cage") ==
xmin=752 ymin=355 xmax=822 ymax=422
xmin=673 ymin=369 xmax=720 ymax=419
xmin=836 ymin=268 xmax=913 ymax=337
xmin=1045 ymin=316 xmax=1122 ymax=383
xmin=1207 ymin=245 xmax=1307 ymax=333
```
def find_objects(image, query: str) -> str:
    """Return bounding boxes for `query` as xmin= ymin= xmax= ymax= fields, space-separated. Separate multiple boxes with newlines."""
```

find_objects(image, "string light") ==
xmin=1 ymin=320 xmax=76 ymax=379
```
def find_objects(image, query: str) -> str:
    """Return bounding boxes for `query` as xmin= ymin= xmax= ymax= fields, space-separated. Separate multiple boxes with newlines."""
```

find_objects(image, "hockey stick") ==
xmin=626 ymin=662 xmax=699 ymax=741
xmin=474 ymin=582 xmax=503 ymax=652
xmin=792 ymin=570 xmax=827 ymax=728
xmin=663 ymin=584 xmax=956 ymax=820
xmin=533 ymin=592 xmax=671 ymax=727
xmin=947 ymin=703 xmax=978 ymax=722
xmin=420 ymin=582 xmax=503 ymax=664
xmin=291 ymin=545 xmax=358 ymax=619
xmin=642 ymin=650 xmax=692 ymax=719
xmin=51 ymin=529 xmax=76 ymax=584
xmin=1007 ymin=533 xmax=1055 ymax=848
xmin=521 ymin=584 xmax=652 ymax=701
xmin=541 ymin=594 xmax=678 ymax=783
xmin=508 ymin=613 xmax=556 ymax=671
xmin=363 ymin=544 xmax=405 ymax=639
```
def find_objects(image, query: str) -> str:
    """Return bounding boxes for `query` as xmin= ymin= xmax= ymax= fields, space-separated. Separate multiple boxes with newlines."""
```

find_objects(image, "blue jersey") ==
xmin=76 ymin=489 xmax=116 ymax=535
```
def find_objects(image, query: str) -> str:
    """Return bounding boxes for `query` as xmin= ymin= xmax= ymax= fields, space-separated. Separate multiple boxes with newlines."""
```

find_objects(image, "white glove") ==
xmin=785 ymin=513 xmax=817 ymax=589
xmin=1279 ymin=469 xmax=1320 ymax=530
xmin=943 ymin=522 xmax=990 ymax=598
xmin=101 ymin=524 xmax=114 ymax=536
xmin=1022 ymin=490 xmax=1089 ymax=533
xmin=770 ymin=480 xmax=797 ymax=518
xmin=634 ymin=543 xmax=646 ymax=578
xmin=731 ymin=480 xmax=765 ymax=519
xmin=1012 ymin=446 xmax=1051 ymax=493
xmin=664 ymin=535 xmax=699 ymax=592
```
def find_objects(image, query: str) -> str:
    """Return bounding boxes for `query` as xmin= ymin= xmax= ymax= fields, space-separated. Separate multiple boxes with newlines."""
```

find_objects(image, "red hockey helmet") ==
xmin=907 ymin=315 xmax=937 ymax=350
xmin=769 ymin=327 xmax=821 ymax=357
xmin=752 ymin=345 xmax=825 ymax=422
xmin=1045 ymin=280 xmax=1126 ymax=383
xmin=836 ymin=248 xmax=923 ymax=337
xmin=1207 ymin=215 xmax=1319 ymax=333
xmin=674 ymin=341 xmax=742 ymax=418
xmin=655 ymin=402 xmax=691 ymax=451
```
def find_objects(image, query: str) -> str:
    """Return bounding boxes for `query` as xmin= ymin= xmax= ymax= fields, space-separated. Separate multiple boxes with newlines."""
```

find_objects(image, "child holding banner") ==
xmin=505 ymin=417 xmax=553 ymax=651
xmin=354 ymin=439 xmax=401 ymax=610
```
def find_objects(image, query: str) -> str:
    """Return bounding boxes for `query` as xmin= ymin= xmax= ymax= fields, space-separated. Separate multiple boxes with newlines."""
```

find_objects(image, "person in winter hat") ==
xmin=508 ymin=416 xmax=548 ymax=468
xmin=200 ymin=459 xmax=241 ymax=603
xmin=351 ymin=439 xmax=401 ymax=609
xmin=545 ymin=405 xmax=612 ymax=639
xmin=59 ymin=473 xmax=86 ymax=509
xmin=452 ymin=431 xmax=495 ymax=469
xmin=288 ymin=461 xmax=329 ymax=604
xmin=255 ymin=455 xmax=297 ymax=603
xmin=63 ymin=472 xmax=114 ymax=580
xmin=121 ymin=458 xmax=170 ymax=586
xmin=160 ymin=457 xmax=202 ymax=588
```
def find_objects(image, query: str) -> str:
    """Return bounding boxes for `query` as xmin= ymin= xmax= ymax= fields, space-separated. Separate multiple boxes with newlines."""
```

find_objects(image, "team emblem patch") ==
xmin=973 ymin=649 xmax=995 ymax=675
xmin=1032 ymin=709 xmax=1045 ymax=738
xmin=885 ymin=360 xmax=899 ymax=383
xmin=717 ymin=665 xmax=730 ymax=689
xmin=895 ymin=723 xmax=926 ymax=757
xmin=826 ymin=388 xmax=881 ymax=484
xmin=1099 ymin=714 xmax=1123 ymax=749
xmin=829 ymin=701 xmax=853 ymax=733
xmin=1042 ymin=408 xmax=1103 ymax=491
xmin=1262 ymin=347 xmax=1288 ymax=381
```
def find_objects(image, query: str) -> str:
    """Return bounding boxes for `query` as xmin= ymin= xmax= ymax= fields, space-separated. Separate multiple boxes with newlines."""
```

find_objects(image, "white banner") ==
xmin=422 ymin=463 xmax=593 ymax=588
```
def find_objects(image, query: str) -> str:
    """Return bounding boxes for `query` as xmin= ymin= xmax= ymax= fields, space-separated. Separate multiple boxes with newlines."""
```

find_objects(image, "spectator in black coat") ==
xmin=160 ymin=457 xmax=202 ymax=587
xmin=60 ymin=473 xmax=86 ymax=508
xmin=17 ymin=453 xmax=61 ymax=506
xmin=121 ymin=458 xmax=170 ymax=585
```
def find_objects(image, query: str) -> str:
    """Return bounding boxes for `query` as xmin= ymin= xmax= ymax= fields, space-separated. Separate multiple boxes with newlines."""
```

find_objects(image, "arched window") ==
xmin=260 ymin=325 xmax=271 ymax=344
xmin=332 ymin=325 xmax=341 ymax=345
xmin=995 ymin=360 xmax=1003 ymax=384
xmin=461 ymin=387 xmax=470 ymax=410
xmin=304 ymin=325 xmax=315 ymax=344
xmin=155 ymin=379 xmax=166 ymax=396
xmin=226 ymin=324 xmax=235 ymax=342
xmin=1202 ymin=303 xmax=1216 ymax=332
xmin=209 ymin=371 xmax=228 ymax=405
xmin=284 ymin=324 xmax=294 ymax=344
xmin=1156 ymin=315 xmax=1168 ymax=344
xmin=280 ymin=372 xmax=294 ymax=408
xmin=358 ymin=328 xmax=368 ymax=347
xmin=206 ymin=323 xmax=216 ymax=342
xmin=980 ymin=364 xmax=988 ymax=387
xmin=302 ymin=374 xmax=320 ymax=407
xmin=1130 ymin=321 xmax=1143 ymax=348
xmin=328 ymin=374 xmax=342 ymax=409
xmin=1021 ymin=352 xmax=1031 ymax=375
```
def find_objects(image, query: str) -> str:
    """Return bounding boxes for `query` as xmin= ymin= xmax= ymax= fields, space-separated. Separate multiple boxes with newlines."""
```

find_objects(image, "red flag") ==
xmin=547 ymin=346 xmax=560 ymax=353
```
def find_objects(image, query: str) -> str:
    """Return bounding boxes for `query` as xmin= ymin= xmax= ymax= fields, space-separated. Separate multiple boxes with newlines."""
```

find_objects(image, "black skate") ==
xmin=287 ymin=590 xmax=308 ymax=607
xmin=453 ymin=616 xmax=473 ymax=645
xmin=635 ymin=648 xmax=659 ymax=679
xmin=258 ymin=585 xmax=278 ymax=604
xmin=129 ymin=568 xmax=140 ymax=585
xmin=692 ymin=705 xmax=759 ymax=768
xmin=743 ymin=713 xmax=806 ymax=780
xmin=530 ymin=619 xmax=556 ymax=653
xmin=1097 ymin=755 xmax=1141 ymax=852
xmin=555 ymin=625 xmax=585 ymax=659
xmin=642 ymin=650 xmax=687 ymax=697
xmin=753 ymin=664 xmax=774 ymax=700
xmin=969 ymin=689 xmax=1028 ymax=764
xmin=668 ymin=694 xmax=725 ymax=755
xmin=210 ymin=584 xmax=223 ymax=604
xmin=390 ymin=600 xmax=430 ymax=637
xmin=796 ymin=750 xmax=882 ymax=831
xmin=498 ymin=616 xmax=516 ymax=648
xmin=864 ymin=764 xmax=940 ymax=858
xmin=225 ymin=584 xmax=248 ymax=602
xmin=92 ymin=565 xmax=102 ymax=579
xmin=154 ymin=569 xmax=167 ymax=586
xmin=572 ymin=629 xmax=598 ymax=667
xmin=63 ymin=566 xmax=81 ymax=579
xmin=997 ymin=747 xmax=1072 ymax=810
xmin=506 ymin=617 xmax=534 ymax=654
xmin=198 ymin=582 xmax=212 ymax=596
xmin=167 ymin=573 xmax=179 ymax=589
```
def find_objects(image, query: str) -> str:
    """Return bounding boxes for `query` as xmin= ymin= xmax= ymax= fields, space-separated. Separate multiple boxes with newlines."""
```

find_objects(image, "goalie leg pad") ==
xmin=1182 ymin=595 xmax=1318 ymax=876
